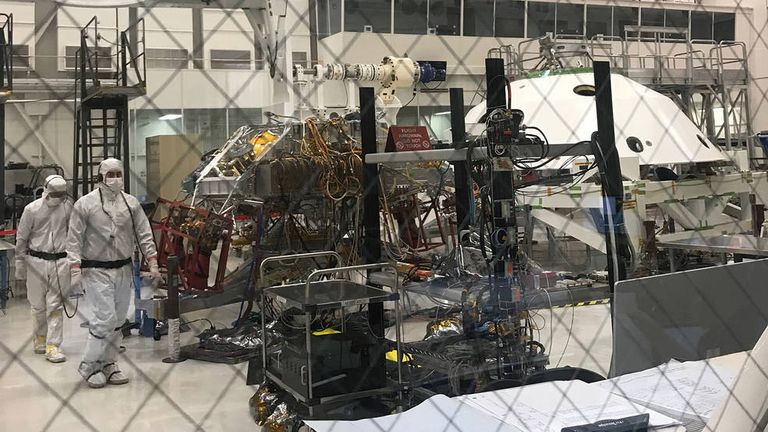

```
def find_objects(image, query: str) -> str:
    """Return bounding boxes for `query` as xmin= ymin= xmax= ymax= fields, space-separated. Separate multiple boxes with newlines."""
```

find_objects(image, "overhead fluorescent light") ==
xmin=159 ymin=114 xmax=182 ymax=121
xmin=434 ymin=111 xmax=451 ymax=116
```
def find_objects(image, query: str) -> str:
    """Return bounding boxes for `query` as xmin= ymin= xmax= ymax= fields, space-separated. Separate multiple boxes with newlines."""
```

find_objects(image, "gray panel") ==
xmin=613 ymin=259 xmax=768 ymax=376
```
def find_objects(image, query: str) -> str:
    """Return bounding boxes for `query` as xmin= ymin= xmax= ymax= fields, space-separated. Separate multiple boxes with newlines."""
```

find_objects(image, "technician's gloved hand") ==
xmin=70 ymin=264 xmax=84 ymax=298
xmin=148 ymin=257 xmax=162 ymax=284
xmin=14 ymin=260 xmax=26 ymax=280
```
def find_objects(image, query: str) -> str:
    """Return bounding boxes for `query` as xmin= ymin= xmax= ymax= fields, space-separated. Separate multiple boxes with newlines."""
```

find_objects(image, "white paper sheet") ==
xmin=457 ymin=380 xmax=679 ymax=432
xmin=305 ymin=394 xmax=523 ymax=432
xmin=597 ymin=358 xmax=737 ymax=423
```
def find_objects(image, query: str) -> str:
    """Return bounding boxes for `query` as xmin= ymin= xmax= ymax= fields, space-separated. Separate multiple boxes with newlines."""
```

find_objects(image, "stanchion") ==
xmin=162 ymin=255 xmax=186 ymax=363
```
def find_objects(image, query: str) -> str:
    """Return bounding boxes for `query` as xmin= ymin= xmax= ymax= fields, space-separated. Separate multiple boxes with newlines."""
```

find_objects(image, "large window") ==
xmin=586 ymin=5 xmax=612 ymax=38
xmin=495 ymin=0 xmax=525 ymax=38
xmin=640 ymin=8 xmax=664 ymax=27
xmin=210 ymin=49 xmax=251 ymax=70
xmin=527 ymin=2 xmax=555 ymax=38
xmin=292 ymin=51 xmax=309 ymax=68
xmin=65 ymin=46 xmax=112 ymax=70
xmin=317 ymin=0 xmax=342 ymax=38
xmin=664 ymin=9 xmax=689 ymax=39
xmin=665 ymin=9 xmax=689 ymax=30
xmin=556 ymin=4 xmax=584 ymax=36
xmin=228 ymin=108 xmax=264 ymax=134
xmin=184 ymin=109 xmax=228 ymax=153
xmin=395 ymin=0 xmax=427 ymax=34
xmin=11 ymin=45 xmax=30 ymax=69
xmin=464 ymin=0 xmax=494 ymax=37
xmin=691 ymin=11 xmax=713 ymax=40
xmin=146 ymin=48 xmax=189 ymax=69
xmin=345 ymin=0 xmax=391 ymax=33
xmin=429 ymin=0 xmax=461 ymax=35
xmin=714 ymin=12 xmax=735 ymax=42
xmin=613 ymin=7 xmax=638 ymax=38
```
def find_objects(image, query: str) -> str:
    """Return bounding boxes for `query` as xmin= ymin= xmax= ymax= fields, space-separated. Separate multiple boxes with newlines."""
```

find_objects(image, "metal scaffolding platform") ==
xmin=489 ymin=27 xmax=755 ymax=159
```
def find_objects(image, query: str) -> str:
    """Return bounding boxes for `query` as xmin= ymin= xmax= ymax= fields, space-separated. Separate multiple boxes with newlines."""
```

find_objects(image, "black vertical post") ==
xmin=751 ymin=194 xmax=764 ymax=236
xmin=192 ymin=10 xmax=204 ymax=70
xmin=485 ymin=58 xmax=513 ymax=307
xmin=593 ymin=61 xmax=628 ymax=297
xmin=360 ymin=87 xmax=384 ymax=339
xmin=120 ymin=32 xmax=127 ymax=87
xmin=121 ymin=98 xmax=131 ymax=194
xmin=450 ymin=88 xmax=471 ymax=236
xmin=165 ymin=255 xmax=179 ymax=320
xmin=307 ymin=0 xmax=319 ymax=67
xmin=79 ymin=39 xmax=90 ymax=196
xmin=361 ymin=87 xmax=381 ymax=264
xmin=0 ymin=102 xmax=5 ymax=223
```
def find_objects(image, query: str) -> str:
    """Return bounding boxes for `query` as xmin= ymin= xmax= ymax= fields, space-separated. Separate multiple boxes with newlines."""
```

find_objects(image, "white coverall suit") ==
xmin=14 ymin=175 xmax=71 ymax=361
xmin=67 ymin=159 xmax=158 ymax=387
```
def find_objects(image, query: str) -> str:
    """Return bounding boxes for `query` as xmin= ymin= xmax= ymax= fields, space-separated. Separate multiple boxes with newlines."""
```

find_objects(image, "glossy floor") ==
xmin=0 ymin=295 xmax=612 ymax=431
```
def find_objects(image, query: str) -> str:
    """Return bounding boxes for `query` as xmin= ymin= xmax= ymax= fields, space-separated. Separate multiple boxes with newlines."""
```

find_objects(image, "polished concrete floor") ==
xmin=0 ymin=293 xmax=612 ymax=431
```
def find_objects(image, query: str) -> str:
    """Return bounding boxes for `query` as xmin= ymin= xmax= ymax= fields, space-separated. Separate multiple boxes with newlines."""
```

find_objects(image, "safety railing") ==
xmin=711 ymin=40 xmax=748 ymax=77
xmin=497 ymin=32 xmax=747 ymax=87
xmin=589 ymin=35 xmax=627 ymax=70
xmin=119 ymin=17 xmax=146 ymax=89
xmin=487 ymin=44 xmax=519 ymax=78
xmin=79 ymin=16 xmax=102 ymax=90
xmin=0 ymin=13 xmax=12 ymax=91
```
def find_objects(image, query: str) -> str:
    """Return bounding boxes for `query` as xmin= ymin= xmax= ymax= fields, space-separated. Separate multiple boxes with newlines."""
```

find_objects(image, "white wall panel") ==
xmin=138 ymin=7 xmax=193 ymax=51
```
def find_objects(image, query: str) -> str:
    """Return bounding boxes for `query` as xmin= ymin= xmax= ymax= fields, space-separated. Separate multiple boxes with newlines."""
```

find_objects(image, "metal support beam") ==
xmin=530 ymin=209 xmax=607 ymax=253
xmin=450 ymin=87 xmax=471 ymax=236
xmin=593 ymin=61 xmax=628 ymax=294
xmin=121 ymin=98 xmax=131 ymax=193
xmin=359 ymin=86 xmax=384 ymax=340
xmin=752 ymin=194 xmax=765 ymax=236
xmin=485 ymin=57 xmax=513 ymax=307
xmin=0 ymin=103 xmax=4 ymax=223
xmin=192 ymin=9 xmax=203 ymax=70
xmin=361 ymin=87 xmax=381 ymax=265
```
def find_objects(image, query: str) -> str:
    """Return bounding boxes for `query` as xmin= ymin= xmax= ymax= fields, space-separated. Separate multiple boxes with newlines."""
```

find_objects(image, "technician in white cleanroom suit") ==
xmin=67 ymin=158 xmax=161 ymax=388
xmin=14 ymin=175 xmax=71 ymax=363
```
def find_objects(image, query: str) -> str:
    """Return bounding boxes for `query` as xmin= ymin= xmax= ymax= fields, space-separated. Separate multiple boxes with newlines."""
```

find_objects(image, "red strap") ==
xmin=0 ymin=230 xmax=17 ymax=236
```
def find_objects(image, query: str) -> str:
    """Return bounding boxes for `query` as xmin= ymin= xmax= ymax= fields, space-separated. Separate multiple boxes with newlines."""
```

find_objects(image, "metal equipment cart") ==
xmin=259 ymin=252 xmax=404 ymax=417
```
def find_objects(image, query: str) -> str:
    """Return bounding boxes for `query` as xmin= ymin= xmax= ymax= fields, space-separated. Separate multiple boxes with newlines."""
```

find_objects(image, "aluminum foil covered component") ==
xmin=424 ymin=316 xmax=463 ymax=340
xmin=264 ymin=402 xmax=300 ymax=432
xmin=249 ymin=384 xmax=280 ymax=425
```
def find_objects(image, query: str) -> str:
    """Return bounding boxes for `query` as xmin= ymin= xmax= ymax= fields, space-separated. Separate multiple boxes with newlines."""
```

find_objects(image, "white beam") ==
xmin=530 ymin=208 xmax=607 ymax=254
xmin=657 ymin=220 xmax=753 ymax=243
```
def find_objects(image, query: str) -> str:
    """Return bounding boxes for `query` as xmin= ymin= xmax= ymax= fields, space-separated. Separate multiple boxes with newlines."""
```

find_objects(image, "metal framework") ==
xmin=485 ymin=31 xmax=767 ymax=273
xmin=491 ymin=30 xmax=754 ymax=161
xmin=72 ymin=16 xmax=146 ymax=197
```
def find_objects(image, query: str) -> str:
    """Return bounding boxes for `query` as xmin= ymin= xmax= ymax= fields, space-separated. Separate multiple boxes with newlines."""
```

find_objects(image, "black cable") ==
xmin=119 ymin=191 xmax=143 ymax=254
xmin=512 ymin=139 xmax=591 ymax=171
xmin=401 ymin=91 xmax=417 ymax=109
xmin=181 ymin=317 xmax=215 ymax=330
xmin=51 ymin=199 xmax=79 ymax=319
xmin=57 ymin=263 xmax=80 ymax=319
xmin=516 ymin=160 xmax=598 ymax=190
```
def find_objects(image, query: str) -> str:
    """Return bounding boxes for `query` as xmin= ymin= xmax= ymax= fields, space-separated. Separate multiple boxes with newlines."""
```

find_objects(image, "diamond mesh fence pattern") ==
xmin=2 ymin=0 xmax=768 ymax=431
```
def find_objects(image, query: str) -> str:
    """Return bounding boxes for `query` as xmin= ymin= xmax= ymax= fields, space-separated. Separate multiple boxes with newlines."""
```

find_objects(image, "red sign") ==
xmin=386 ymin=126 xmax=432 ymax=152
